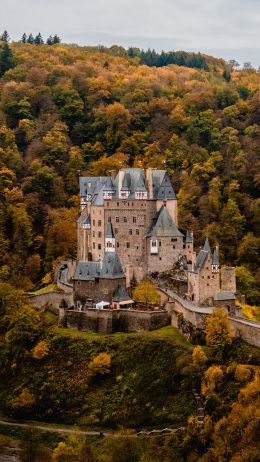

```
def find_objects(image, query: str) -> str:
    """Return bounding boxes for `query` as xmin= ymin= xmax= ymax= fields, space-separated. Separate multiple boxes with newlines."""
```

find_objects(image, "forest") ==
xmin=0 ymin=37 xmax=259 ymax=304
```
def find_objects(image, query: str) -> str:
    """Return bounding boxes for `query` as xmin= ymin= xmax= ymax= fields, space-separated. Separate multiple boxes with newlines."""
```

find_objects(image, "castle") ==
xmin=73 ymin=167 xmax=236 ymax=310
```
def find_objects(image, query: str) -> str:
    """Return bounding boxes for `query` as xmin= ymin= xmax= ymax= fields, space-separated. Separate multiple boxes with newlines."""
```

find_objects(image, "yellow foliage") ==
xmin=88 ymin=352 xmax=111 ymax=376
xmin=235 ymin=364 xmax=252 ymax=383
xmin=42 ymin=272 xmax=52 ymax=285
xmin=32 ymin=340 xmax=49 ymax=359
xmin=11 ymin=388 xmax=35 ymax=409
xmin=192 ymin=345 xmax=207 ymax=368
xmin=241 ymin=303 xmax=260 ymax=322
xmin=204 ymin=366 xmax=223 ymax=391
xmin=52 ymin=442 xmax=72 ymax=461
xmin=205 ymin=308 xmax=233 ymax=348
xmin=132 ymin=280 xmax=160 ymax=304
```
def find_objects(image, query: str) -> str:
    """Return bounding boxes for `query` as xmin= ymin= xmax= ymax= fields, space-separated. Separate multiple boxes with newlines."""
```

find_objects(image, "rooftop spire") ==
xmin=203 ymin=236 xmax=211 ymax=253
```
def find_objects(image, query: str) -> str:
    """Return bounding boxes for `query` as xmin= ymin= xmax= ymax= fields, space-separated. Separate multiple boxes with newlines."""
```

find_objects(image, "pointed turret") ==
xmin=212 ymin=246 xmax=219 ymax=273
xmin=105 ymin=222 xmax=115 ymax=252
xmin=203 ymin=236 xmax=211 ymax=253
xmin=185 ymin=230 xmax=193 ymax=244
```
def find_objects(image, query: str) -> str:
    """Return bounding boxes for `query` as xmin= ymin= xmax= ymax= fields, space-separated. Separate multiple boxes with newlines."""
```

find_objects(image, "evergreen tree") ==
xmin=0 ymin=42 xmax=14 ymax=77
xmin=21 ymin=33 xmax=27 ymax=43
xmin=52 ymin=34 xmax=61 ymax=44
xmin=34 ymin=33 xmax=44 ymax=45
xmin=27 ymin=33 xmax=35 ymax=44
xmin=46 ymin=35 xmax=53 ymax=45
xmin=1 ymin=30 xmax=10 ymax=42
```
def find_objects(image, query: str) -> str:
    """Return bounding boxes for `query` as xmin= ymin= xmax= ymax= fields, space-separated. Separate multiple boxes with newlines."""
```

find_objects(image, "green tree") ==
xmin=0 ymin=41 xmax=14 ymax=76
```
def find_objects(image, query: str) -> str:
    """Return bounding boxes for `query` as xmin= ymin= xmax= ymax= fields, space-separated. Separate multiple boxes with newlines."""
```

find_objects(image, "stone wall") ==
xmin=229 ymin=317 xmax=260 ymax=347
xmin=62 ymin=309 xmax=170 ymax=334
xmin=29 ymin=291 xmax=74 ymax=309
xmin=159 ymin=289 xmax=260 ymax=348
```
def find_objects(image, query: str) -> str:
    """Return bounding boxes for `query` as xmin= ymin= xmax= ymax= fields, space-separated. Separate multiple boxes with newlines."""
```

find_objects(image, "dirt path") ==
xmin=0 ymin=420 xmax=185 ymax=439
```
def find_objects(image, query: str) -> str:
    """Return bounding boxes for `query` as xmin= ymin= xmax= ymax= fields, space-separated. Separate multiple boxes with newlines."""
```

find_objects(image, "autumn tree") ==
xmin=192 ymin=345 xmax=207 ymax=369
xmin=132 ymin=280 xmax=160 ymax=305
xmin=205 ymin=308 xmax=233 ymax=353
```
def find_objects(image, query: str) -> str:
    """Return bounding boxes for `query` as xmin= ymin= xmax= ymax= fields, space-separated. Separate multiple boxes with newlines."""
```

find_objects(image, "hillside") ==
xmin=0 ymin=41 xmax=259 ymax=303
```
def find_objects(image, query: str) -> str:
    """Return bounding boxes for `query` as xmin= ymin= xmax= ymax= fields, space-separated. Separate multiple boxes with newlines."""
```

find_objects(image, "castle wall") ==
xmin=102 ymin=199 xmax=157 ymax=276
xmin=28 ymin=291 xmax=74 ymax=309
xmin=147 ymin=236 xmax=183 ymax=274
xmin=90 ymin=205 xmax=105 ymax=261
xmin=221 ymin=267 xmax=236 ymax=292
xmin=63 ymin=308 xmax=170 ymax=334
xmin=73 ymin=277 xmax=125 ymax=306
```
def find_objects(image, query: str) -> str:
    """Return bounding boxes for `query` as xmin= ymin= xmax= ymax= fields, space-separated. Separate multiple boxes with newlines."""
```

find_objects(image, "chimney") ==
xmin=118 ymin=170 xmax=124 ymax=194
xmin=110 ymin=170 xmax=117 ymax=181
xmin=146 ymin=168 xmax=155 ymax=199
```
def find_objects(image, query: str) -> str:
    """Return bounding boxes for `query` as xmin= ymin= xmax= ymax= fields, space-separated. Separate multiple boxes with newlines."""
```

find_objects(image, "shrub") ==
xmin=32 ymin=340 xmax=49 ymax=359
xmin=235 ymin=364 xmax=252 ymax=383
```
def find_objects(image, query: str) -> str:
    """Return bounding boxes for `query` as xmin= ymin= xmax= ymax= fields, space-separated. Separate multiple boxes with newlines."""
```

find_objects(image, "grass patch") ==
xmin=52 ymin=326 xmax=103 ymax=339
xmin=30 ymin=283 xmax=57 ymax=295
xmin=52 ymin=325 xmax=190 ymax=348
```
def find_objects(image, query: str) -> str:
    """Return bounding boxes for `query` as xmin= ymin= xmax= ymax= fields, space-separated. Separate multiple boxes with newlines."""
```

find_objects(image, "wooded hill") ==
xmin=0 ymin=41 xmax=259 ymax=303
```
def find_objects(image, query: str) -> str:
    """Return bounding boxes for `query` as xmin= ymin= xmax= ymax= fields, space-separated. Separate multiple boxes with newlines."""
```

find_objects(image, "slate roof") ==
xmin=147 ymin=205 xmax=183 ymax=238
xmin=74 ymin=261 xmax=100 ymax=281
xmin=194 ymin=250 xmax=209 ymax=273
xmin=156 ymin=172 xmax=176 ymax=200
xmin=214 ymin=291 xmax=236 ymax=301
xmin=212 ymin=248 xmax=219 ymax=266
xmin=106 ymin=222 xmax=115 ymax=239
xmin=135 ymin=173 xmax=147 ymax=192
xmin=185 ymin=230 xmax=193 ymax=244
xmin=80 ymin=168 xmax=176 ymax=201
xmin=103 ymin=176 xmax=115 ymax=191
xmin=193 ymin=238 xmax=215 ymax=273
xmin=203 ymin=236 xmax=211 ymax=253
xmin=112 ymin=284 xmax=131 ymax=302
xmin=101 ymin=252 xmax=125 ymax=279
xmin=74 ymin=252 xmax=125 ymax=281
xmin=79 ymin=176 xmax=108 ymax=197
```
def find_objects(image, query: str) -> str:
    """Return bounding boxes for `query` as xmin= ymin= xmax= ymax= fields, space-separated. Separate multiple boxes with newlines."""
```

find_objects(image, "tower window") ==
xmin=133 ymin=217 xmax=137 ymax=223
xmin=136 ymin=229 xmax=139 ymax=235
xmin=126 ymin=242 xmax=130 ymax=248
xmin=98 ymin=244 xmax=101 ymax=250
xmin=98 ymin=220 xmax=101 ymax=226
xmin=116 ymin=217 xmax=119 ymax=223
xmin=124 ymin=217 xmax=127 ymax=223
xmin=117 ymin=242 xmax=119 ymax=248
xmin=129 ymin=229 xmax=132 ymax=235
xmin=98 ymin=232 xmax=102 ymax=238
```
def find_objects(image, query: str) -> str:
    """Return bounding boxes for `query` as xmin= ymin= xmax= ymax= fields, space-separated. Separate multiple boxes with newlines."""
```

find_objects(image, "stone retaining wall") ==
xmin=29 ymin=291 xmax=74 ymax=309
xmin=62 ymin=309 xmax=170 ymax=334
xmin=159 ymin=288 xmax=260 ymax=347
xmin=229 ymin=317 xmax=260 ymax=347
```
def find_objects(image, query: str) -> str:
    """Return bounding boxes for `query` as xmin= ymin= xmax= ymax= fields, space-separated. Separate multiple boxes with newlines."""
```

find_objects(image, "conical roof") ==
xmin=212 ymin=247 xmax=219 ymax=266
xmin=106 ymin=222 xmax=115 ymax=239
xmin=203 ymin=236 xmax=211 ymax=253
